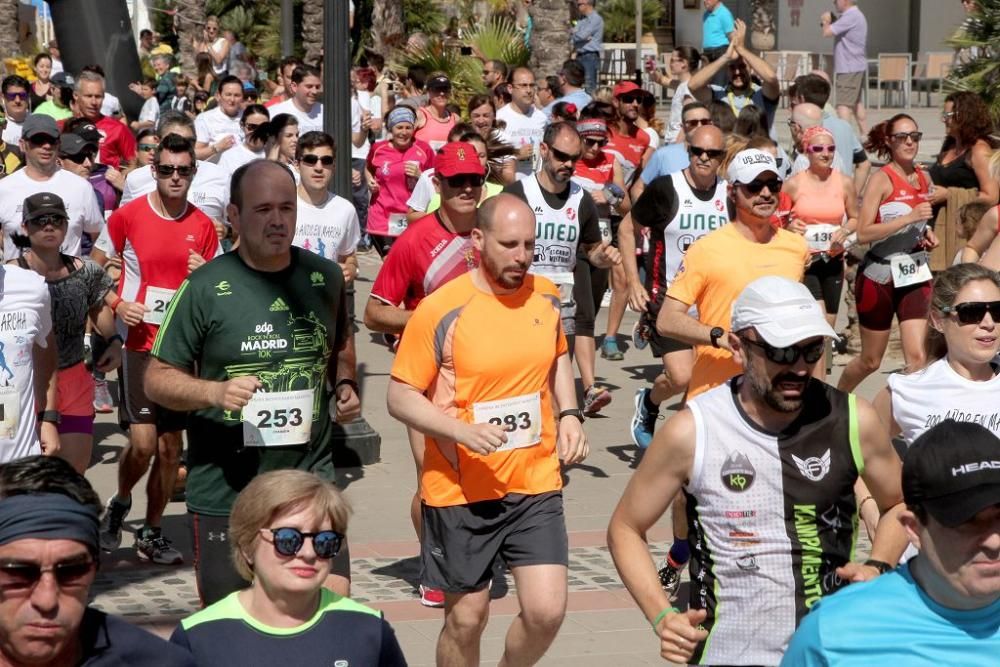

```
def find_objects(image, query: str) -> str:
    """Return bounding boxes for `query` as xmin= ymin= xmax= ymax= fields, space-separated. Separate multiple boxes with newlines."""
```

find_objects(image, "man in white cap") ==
xmin=608 ymin=275 xmax=909 ymax=666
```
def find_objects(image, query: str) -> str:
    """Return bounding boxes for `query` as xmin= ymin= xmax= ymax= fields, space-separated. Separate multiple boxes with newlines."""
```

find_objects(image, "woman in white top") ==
xmin=652 ymin=46 xmax=700 ymax=143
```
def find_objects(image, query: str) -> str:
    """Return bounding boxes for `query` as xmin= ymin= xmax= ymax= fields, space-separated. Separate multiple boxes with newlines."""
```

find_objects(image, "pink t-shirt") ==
xmin=366 ymin=139 xmax=434 ymax=237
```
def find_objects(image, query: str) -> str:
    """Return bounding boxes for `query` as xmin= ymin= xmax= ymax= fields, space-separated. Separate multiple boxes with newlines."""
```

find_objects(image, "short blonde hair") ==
xmin=229 ymin=470 xmax=351 ymax=581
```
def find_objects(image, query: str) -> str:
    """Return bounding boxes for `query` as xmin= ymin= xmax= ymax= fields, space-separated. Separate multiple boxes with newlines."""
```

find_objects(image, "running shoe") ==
xmin=601 ymin=338 xmax=624 ymax=361
xmin=601 ymin=289 xmax=612 ymax=308
xmin=419 ymin=585 xmax=445 ymax=608
xmin=632 ymin=320 xmax=649 ymax=351
xmin=583 ymin=385 xmax=612 ymax=415
xmin=83 ymin=334 xmax=93 ymax=371
xmin=93 ymin=379 xmax=114 ymax=414
xmin=658 ymin=557 xmax=682 ymax=600
xmin=99 ymin=495 xmax=131 ymax=552
xmin=630 ymin=388 xmax=657 ymax=450
xmin=135 ymin=527 xmax=184 ymax=565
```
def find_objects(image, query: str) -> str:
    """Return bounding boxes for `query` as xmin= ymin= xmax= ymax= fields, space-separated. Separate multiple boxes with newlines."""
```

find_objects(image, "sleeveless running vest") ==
xmin=789 ymin=170 xmax=847 ymax=253
xmin=573 ymin=152 xmax=616 ymax=240
xmin=863 ymin=165 xmax=930 ymax=285
xmin=661 ymin=171 xmax=728 ymax=292
xmin=684 ymin=378 xmax=863 ymax=666
xmin=523 ymin=174 xmax=585 ymax=318
xmin=414 ymin=107 xmax=455 ymax=152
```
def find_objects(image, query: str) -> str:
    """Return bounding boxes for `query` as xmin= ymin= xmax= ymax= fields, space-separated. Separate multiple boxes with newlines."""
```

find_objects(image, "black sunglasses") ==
xmin=584 ymin=137 xmax=608 ymax=148
xmin=268 ymin=527 xmax=344 ymax=559
xmin=444 ymin=174 xmax=485 ymax=188
xmin=684 ymin=118 xmax=713 ymax=129
xmin=548 ymin=145 xmax=582 ymax=163
xmin=138 ymin=143 xmax=158 ymax=151
xmin=27 ymin=214 xmax=67 ymax=228
xmin=741 ymin=178 xmax=782 ymax=194
xmin=155 ymin=164 xmax=195 ymax=177
xmin=941 ymin=300 xmax=1000 ymax=325
xmin=689 ymin=146 xmax=725 ymax=160
xmin=619 ymin=93 xmax=646 ymax=104
xmin=28 ymin=135 xmax=58 ymax=147
xmin=300 ymin=154 xmax=334 ymax=167
xmin=64 ymin=151 xmax=95 ymax=164
xmin=741 ymin=337 xmax=824 ymax=365
xmin=0 ymin=559 xmax=95 ymax=592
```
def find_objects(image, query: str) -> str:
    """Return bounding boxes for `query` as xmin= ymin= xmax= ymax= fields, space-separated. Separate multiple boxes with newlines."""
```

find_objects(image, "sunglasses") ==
xmin=28 ymin=135 xmax=57 ymax=147
xmin=444 ymin=174 xmax=485 ymax=188
xmin=740 ymin=178 xmax=782 ymax=194
xmin=941 ymin=300 xmax=1000 ymax=325
xmin=806 ymin=145 xmax=837 ymax=154
xmin=684 ymin=118 xmax=713 ymax=130
xmin=548 ymin=146 xmax=582 ymax=163
xmin=266 ymin=527 xmax=344 ymax=559
xmin=584 ymin=137 xmax=608 ymax=148
xmin=300 ymin=154 xmax=334 ymax=167
xmin=138 ymin=143 xmax=158 ymax=151
xmin=4 ymin=92 xmax=27 ymax=102
xmin=890 ymin=131 xmax=923 ymax=143
xmin=64 ymin=151 xmax=95 ymax=164
xmin=741 ymin=336 xmax=824 ymax=365
xmin=155 ymin=164 xmax=195 ymax=177
xmin=689 ymin=145 xmax=724 ymax=160
xmin=0 ymin=559 xmax=95 ymax=593
xmin=27 ymin=214 xmax=67 ymax=228
xmin=941 ymin=111 xmax=955 ymax=120
xmin=619 ymin=93 xmax=647 ymax=104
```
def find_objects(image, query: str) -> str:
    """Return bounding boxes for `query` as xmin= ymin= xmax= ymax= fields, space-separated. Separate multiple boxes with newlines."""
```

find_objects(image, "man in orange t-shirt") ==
xmin=388 ymin=193 xmax=587 ymax=666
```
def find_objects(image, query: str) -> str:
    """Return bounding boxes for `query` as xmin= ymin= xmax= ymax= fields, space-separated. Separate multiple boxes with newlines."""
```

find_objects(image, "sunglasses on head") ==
xmin=741 ymin=336 xmax=824 ymax=365
xmin=740 ymin=178 xmax=782 ymax=194
xmin=0 ymin=559 xmax=94 ymax=593
xmin=941 ymin=300 xmax=1000 ymax=325
xmin=27 ymin=214 xmax=67 ymax=228
xmin=64 ymin=151 xmax=95 ymax=164
xmin=806 ymin=144 xmax=837 ymax=154
xmin=267 ymin=527 xmax=343 ymax=559
xmin=443 ymin=173 xmax=485 ymax=188
xmin=4 ymin=92 xmax=27 ymax=102
xmin=548 ymin=145 xmax=582 ymax=163
xmin=890 ymin=131 xmax=923 ymax=143
xmin=684 ymin=118 xmax=713 ymax=130
xmin=155 ymin=164 xmax=194 ymax=177
xmin=689 ymin=145 xmax=724 ymax=160
xmin=300 ymin=154 xmax=334 ymax=167
xmin=584 ymin=137 xmax=608 ymax=148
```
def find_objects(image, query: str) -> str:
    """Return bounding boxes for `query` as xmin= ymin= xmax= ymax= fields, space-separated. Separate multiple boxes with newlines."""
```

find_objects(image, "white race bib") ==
xmin=598 ymin=218 xmax=612 ymax=244
xmin=242 ymin=389 xmax=314 ymax=447
xmin=472 ymin=392 xmax=542 ymax=452
xmin=388 ymin=213 xmax=408 ymax=236
xmin=143 ymin=287 xmax=177 ymax=325
xmin=0 ymin=385 xmax=18 ymax=440
xmin=804 ymin=224 xmax=839 ymax=252
xmin=890 ymin=254 xmax=932 ymax=288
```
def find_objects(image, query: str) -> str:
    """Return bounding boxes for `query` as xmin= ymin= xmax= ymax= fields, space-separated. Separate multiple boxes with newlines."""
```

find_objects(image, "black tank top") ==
xmin=929 ymin=147 xmax=979 ymax=190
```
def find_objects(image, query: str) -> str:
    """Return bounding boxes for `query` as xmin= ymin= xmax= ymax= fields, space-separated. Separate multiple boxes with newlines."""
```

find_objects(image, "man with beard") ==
xmin=656 ymin=149 xmax=808 ymax=400
xmin=388 ymin=193 xmax=588 ymax=666
xmin=606 ymin=81 xmax=653 ymax=186
xmin=608 ymin=275 xmax=909 ymax=666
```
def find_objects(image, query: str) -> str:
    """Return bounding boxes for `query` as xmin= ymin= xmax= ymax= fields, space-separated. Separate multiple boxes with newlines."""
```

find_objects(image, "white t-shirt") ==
xmin=50 ymin=58 xmax=63 ymax=75
xmin=194 ymin=106 xmax=242 ymax=150
xmin=210 ymin=38 xmax=229 ymax=75
xmin=101 ymin=92 xmax=121 ymax=118
xmin=643 ymin=125 xmax=661 ymax=150
xmin=139 ymin=96 xmax=160 ymax=124
xmin=292 ymin=193 xmax=361 ymax=261
xmin=0 ymin=265 xmax=52 ymax=463
xmin=0 ymin=168 xmax=104 ymax=261
xmin=2 ymin=118 xmax=23 ymax=146
xmin=120 ymin=160 xmax=231 ymax=223
xmin=496 ymin=103 xmax=546 ymax=177
xmin=666 ymin=81 xmax=692 ymax=143
xmin=217 ymin=143 xmax=264 ymax=177
xmin=350 ymin=96 xmax=369 ymax=161
xmin=269 ymin=99 xmax=324 ymax=135
xmin=406 ymin=169 xmax=437 ymax=212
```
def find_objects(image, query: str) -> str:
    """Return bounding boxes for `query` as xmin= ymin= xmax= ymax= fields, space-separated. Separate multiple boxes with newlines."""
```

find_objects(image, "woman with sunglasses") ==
xmin=837 ymin=114 xmax=936 ymax=392
xmin=171 ymin=470 xmax=407 ymax=665
xmin=265 ymin=113 xmax=299 ymax=170
xmin=414 ymin=74 xmax=456 ymax=152
xmin=783 ymin=126 xmax=858 ymax=379
xmin=928 ymin=92 xmax=997 ymax=216
xmin=218 ymin=104 xmax=269 ymax=177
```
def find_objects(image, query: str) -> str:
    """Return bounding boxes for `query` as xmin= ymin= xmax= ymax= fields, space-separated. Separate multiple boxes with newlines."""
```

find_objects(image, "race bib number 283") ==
xmin=472 ymin=392 xmax=542 ymax=452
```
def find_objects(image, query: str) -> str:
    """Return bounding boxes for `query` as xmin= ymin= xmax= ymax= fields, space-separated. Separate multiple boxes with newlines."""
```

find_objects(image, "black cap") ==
xmin=59 ymin=133 xmax=97 ymax=157
xmin=51 ymin=72 xmax=75 ymax=88
xmin=73 ymin=122 xmax=101 ymax=145
xmin=22 ymin=192 xmax=68 ymax=223
xmin=903 ymin=420 xmax=1000 ymax=527
xmin=21 ymin=114 xmax=59 ymax=141
xmin=426 ymin=74 xmax=451 ymax=91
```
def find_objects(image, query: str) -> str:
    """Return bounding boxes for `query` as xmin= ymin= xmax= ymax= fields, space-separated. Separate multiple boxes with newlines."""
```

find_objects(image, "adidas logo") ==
xmin=269 ymin=297 xmax=289 ymax=312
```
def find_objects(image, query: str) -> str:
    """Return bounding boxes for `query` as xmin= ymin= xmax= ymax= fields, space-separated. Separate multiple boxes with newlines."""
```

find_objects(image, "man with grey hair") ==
xmin=788 ymin=102 xmax=848 ymax=175
xmin=73 ymin=69 xmax=136 ymax=168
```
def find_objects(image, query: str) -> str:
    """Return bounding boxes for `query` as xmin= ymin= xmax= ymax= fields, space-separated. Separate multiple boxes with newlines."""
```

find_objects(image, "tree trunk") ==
xmin=750 ymin=0 xmax=777 ymax=52
xmin=529 ymin=0 xmax=570 ymax=79
xmin=175 ymin=0 xmax=206 ymax=78
xmin=372 ymin=0 xmax=404 ymax=57
xmin=0 ymin=0 xmax=19 ymax=60
xmin=302 ymin=0 xmax=323 ymax=66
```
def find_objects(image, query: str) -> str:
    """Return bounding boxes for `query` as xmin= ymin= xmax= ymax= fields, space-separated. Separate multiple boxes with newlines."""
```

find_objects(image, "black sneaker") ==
xmin=99 ymin=496 xmax=131 ymax=552
xmin=658 ymin=557 xmax=682 ymax=600
xmin=135 ymin=527 xmax=184 ymax=565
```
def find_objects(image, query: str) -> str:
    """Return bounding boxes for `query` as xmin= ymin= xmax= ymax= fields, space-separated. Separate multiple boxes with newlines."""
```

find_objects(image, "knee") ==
xmin=156 ymin=435 xmax=183 ymax=464
xmin=445 ymin=605 xmax=490 ymax=643
xmin=856 ymin=351 xmax=884 ymax=374
xmin=520 ymin=602 xmax=565 ymax=639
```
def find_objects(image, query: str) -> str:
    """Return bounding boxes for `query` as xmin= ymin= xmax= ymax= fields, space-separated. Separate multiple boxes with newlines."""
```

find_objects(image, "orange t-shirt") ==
xmin=666 ymin=223 xmax=809 ymax=399
xmin=391 ymin=272 xmax=568 ymax=507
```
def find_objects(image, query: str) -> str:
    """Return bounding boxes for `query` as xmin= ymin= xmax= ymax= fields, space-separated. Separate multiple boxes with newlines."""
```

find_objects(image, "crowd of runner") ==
xmin=1 ymin=3 xmax=1000 ymax=666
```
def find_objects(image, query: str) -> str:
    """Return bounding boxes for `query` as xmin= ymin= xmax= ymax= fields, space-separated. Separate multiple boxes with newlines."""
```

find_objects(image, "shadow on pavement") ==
xmin=607 ymin=443 xmax=644 ymax=469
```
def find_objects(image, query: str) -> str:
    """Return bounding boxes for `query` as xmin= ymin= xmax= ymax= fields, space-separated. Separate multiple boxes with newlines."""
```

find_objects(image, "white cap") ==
xmin=727 ymin=149 xmax=780 ymax=185
xmin=731 ymin=276 xmax=838 ymax=347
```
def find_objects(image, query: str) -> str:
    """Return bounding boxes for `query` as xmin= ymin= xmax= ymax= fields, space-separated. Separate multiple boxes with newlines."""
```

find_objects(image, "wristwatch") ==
xmin=864 ymin=559 xmax=893 ymax=575
xmin=37 ymin=410 xmax=61 ymax=425
xmin=334 ymin=378 xmax=359 ymax=394
xmin=710 ymin=326 xmax=726 ymax=348
xmin=558 ymin=408 xmax=584 ymax=423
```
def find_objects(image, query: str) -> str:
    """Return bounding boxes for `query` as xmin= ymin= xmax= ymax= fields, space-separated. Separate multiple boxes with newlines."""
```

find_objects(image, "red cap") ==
xmin=613 ymin=81 xmax=641 ymax=97
xmin=435 ymin=142 xmax=486 ymax=178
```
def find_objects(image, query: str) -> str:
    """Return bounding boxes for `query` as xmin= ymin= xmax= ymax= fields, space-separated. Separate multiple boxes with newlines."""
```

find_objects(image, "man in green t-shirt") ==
xmin=146 ymin=160 xmax=361 ymax=605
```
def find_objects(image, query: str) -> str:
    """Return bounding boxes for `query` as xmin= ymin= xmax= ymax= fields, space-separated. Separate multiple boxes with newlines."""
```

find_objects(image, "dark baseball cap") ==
xmin=51 ymin=72 xmax=75 ymax=88
xmin=427 ymin=74 xmax=451 ymax=91
xmin=903 ymin=419 xmax=1000 ymax=527
xmin=73 ymin=122 xmax=101 ymax=145
xmin=21 ymin=114 xmax=60 ymax=141
xmin=22 ymin=192 xmax=68 ymax=223
xmin=59 ymin=133 xmax=97 ymax=157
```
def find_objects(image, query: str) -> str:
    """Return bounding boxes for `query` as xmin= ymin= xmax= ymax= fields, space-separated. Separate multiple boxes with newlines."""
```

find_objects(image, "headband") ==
xmin=576 ymin=118 xmax=607 ymax=137
xmin=802 ymin=125 xmax=834 ymax=146
xmin=0 ymin=493 xmax=100 ymax=552
xmin=387 ymin=106 xmax=416 ymax=129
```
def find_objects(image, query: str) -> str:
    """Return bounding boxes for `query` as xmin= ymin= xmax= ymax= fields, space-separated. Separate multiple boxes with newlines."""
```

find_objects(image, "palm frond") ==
xmin=465 ymin=16 xmax=530 ymax=67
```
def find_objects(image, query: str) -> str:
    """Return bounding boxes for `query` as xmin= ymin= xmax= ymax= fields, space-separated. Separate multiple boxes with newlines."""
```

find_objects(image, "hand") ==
xmin=820 ymin=11 xmax=833 ymax=25
xmin=212 ymin=375 xmax=262 ymax=412
xmin=830 ymin=227 xmax=848 ymax=248
xmin=188 ymin=249 xmax=208 ymax=273
xmin=368 ymin=116 xmax=383 ymax=133
xmin=215 ymin=135 xmax=236 ymax=153
xmin=922 ymin=226 xmax=940 ymax=250
xmin=95 ymin=338 xmax=122 ymax=373
xmin=656 ymin=608 xmax=709 ymax=664
xmin=213 ymin=221 xmax=227 ymax=241
xmin=908 ymin=201 xmax=934 ymax=224
xmin=455 ymin=421 xmax=508 ymax=455
xmin=716 ymin=330 xmax=733 ymax=352
xmin=731 ymin=18 xmax=747 ymax=51
xmin=557 ymin=415 xmax=588 ymax=464
xmin=334 ymin=384 xmax=361 ymax=422
xmin=590 ymin=240 xmax=621 ymax=268
xmin=352 ymin=168 xmax=362 ymax=187
xmin=627 ymin=280 xmax=650 ymax=312
xmin=928 ymin=185 xmax=949 ymax=205
xmin=104 ymin=166 xmax=125 ymax=191
xmin=590 ymin=189 xmax=608 ymax=205
xmin=788 ymin=218 xmax=808 ymax=234
xmin=836 ymin=561 xmax=881 ymax=583
xmin=39 ymin=422 xmax=60 ymax=456
xmin=341 ymin=261 xmax=357 ymax=283
xmin=360 ymin=109 xmax=371 ymax=130
xmin=128 ymin=81 xmax=142 ymax=95
xmin=516 ymin=143 xmax=534 ymax=160
xmin=403 ymin=161 xmax=421 ymax=178
xmin=116 ymin=301 xmax=147 ymax=327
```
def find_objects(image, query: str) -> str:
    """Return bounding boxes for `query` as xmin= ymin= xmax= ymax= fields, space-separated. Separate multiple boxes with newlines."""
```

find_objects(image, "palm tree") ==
xmin=529 ymin=0 xmax=570 ymax=79
xmin=175 ymin=0 xmax=206 ymax=78
xmin=0 ymin=0 xmax=19 ymax=59
xmin=302 ymin=0 xmax=324 ymax=66
xmin=372 ymin=0 xmax=405 ymax=57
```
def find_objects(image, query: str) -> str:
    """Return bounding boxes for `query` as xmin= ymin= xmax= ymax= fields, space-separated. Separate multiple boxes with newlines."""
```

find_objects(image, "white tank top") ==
xmin=523 ymin=175 xmax=585 ymax=284
xmin=663 ymin=171 xmax=729 ymax=287
xmin=888 ymin=358 xmax=1000 ymax=445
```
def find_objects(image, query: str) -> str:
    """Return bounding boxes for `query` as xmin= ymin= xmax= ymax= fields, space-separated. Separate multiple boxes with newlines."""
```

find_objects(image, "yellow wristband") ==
xmin=651 ymin=606 xmax=679 ymax=631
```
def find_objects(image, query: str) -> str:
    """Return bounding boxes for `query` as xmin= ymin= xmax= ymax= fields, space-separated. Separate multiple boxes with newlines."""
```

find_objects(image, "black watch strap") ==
xmin=334 ymin=378 xmax=359 ymax=393
xmin=864 ymin=559 xmax=893 ymax=575
xmin=37 ymin=410 xmax=61 ymax=425
xmin=558 ymin=408 xmax=584 ymax=423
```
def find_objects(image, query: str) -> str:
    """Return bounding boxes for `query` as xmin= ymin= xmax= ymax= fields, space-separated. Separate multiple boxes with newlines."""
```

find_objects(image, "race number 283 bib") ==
xmin=242 ymin=389 xmax=314 ymax=447
xmin=890 ymin=253 xmax=932 ymax=288
xmin=0 ymin=385 xmax=18 ymax=440
xmin=472 ymin=392 xmax=542 ymax=452
xmin=143 ymin=287 xmax=177 ymax=325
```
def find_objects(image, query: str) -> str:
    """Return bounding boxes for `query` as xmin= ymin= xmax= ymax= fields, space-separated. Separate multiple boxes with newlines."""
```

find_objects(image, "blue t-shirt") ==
xmin=640 ymin=143 xmax=689 ymax=184
xmin=702 ymin=4 xmax=735 ymax=49
xmin=543 ymin=89 xmax=593 ymax=118
xmin=782 ymin=562 xmax=1000 ymax=666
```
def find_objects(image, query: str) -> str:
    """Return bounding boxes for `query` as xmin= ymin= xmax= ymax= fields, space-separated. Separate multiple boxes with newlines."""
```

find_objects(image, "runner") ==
xmin=193 ymin=75 xmax=244 ymax=162
xmin=496 ymin=66 xmax=547 ymax=178
xmin=72 ymin=70 xmax=136 ymax=169
xmin=608 ymin=276 xmax=909 ymax=665
xmin=503 ymin=121 xmax=621 ymax=413
xmin=414 ymin=74 xmax=457 ymax=151
xmin=837 ymin=114 xmax=935 ymax=392
xmin=387 ymin=193 xmax=588 ymax=666
xmin=145 ymin=159 xmax=359 ymax=605
xmin=0 ymin=75 xmax=29 ymax=145
xmin=268 ymin=64 xmax=324 ymax=135
xmin=606 ymin=81 xmax=653 ymax=186
xmin=632 ymin=102 xmax=711 ymax=201
xmin=365 ymin=141 xmax=485 ymax=607
xmin=217 ymin=104 xmax=269 ymax=176
xmin=100 ymin=134 xmax=220 ymax=566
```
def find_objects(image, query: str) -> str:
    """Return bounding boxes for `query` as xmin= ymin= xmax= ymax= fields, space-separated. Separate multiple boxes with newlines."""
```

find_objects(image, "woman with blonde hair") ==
xmin=170 ymin=470 xmax=407 ymax=665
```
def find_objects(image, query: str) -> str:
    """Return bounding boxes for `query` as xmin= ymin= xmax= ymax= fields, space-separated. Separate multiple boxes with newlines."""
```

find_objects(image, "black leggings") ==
xmin=573 ymin=257 xmax=609 ymax=338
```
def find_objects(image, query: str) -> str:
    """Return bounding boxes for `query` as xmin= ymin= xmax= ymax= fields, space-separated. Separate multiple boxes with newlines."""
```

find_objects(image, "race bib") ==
xmin=472 ymin=392 xmax=542 ymax=452
xmin=143 ymin=287 xmax=177 ymax=325
xmin=598 ymin=218 xmax=612 ymax=244
xmin=890 ymin=254 xmax=932 ymax=288
xmin=242 ymin=389 xmax=314 ymax=447
xmin=0 ymin=385 xmax=18 ymax=440
xmin=804 ymin=224 xmax=839 ymax=252
xmin=388 ymin=213 xmax=408 ymax=236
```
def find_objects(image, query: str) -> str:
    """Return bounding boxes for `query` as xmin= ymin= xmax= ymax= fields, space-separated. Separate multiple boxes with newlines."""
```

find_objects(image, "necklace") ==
xmin=150 ymin=192 xmax=186 ymax=221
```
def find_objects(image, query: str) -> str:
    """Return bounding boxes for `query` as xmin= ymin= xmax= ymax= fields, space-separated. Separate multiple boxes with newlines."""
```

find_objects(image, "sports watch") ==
xmin=710 ymin=327 xmax=726 ymax=348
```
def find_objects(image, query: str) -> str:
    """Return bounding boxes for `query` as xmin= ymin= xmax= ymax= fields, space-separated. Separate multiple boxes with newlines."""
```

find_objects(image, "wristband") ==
xmin=558 ymin=408 xmax=584 ymax=423
xmin=335 ymin=378 xmax=359 ymax=394
xmin=864 ymin=559 xmax=893 ymax=575
xmin=859 ymin=495 xmax=875 ymax=509
xmin=109 ymin=296 xmax=123 ymax=312
xmin=37 ymin=410 xmax=60 ymax=425
xmin=651 ymin=606 xmax=679 ymax=631
xmin=108 ymin=334 xmax=124 ymax=345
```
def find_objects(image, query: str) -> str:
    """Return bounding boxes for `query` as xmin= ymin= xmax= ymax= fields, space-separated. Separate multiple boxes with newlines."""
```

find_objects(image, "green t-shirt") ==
xmin=151 ymin=248 xmax=349 ymax=516
xmin=33 ymin=101 xmax=73 ymax=121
